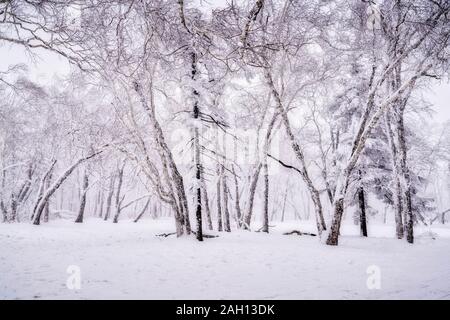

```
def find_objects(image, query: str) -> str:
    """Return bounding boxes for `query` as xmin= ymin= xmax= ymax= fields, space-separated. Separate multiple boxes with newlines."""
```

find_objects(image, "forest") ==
xmin=0 ymin=0 xmax=449 ymax=300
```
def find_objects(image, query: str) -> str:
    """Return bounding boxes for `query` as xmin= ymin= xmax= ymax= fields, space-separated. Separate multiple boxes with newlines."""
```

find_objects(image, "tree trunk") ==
xmin=216 ymin=164 xmax=223 ymax=232
xmin=395 ymin=107 xmax=414 ymax=244
xmin=134 ymin=198 xmax=151 ymax=223
xmin=222 ymin=170 xmax=231 ymax=232
xmin=112 ymin=162 xmax=125 ymax=223
xmin=221 ymin=132 xmax=231 ymax=233
xmin=358 ymin=185 xmax=368 ymax=237
xmin=10 ymin=163 xmax=34 ymax=222
xmin=104 ymin=175 xmax=116 ymax=221
xmin=93 ymin=189 xmax=100 ymax=218
xmin=262 ymin=158 xmax=269 ymax=233
xmin=32 ymin=160 xmax=57 ymax=221
xmin=384 ymin=110 xmax=404 ymax=239
xmin=1 ymin=200 xmax=7 ymax=222
xmin=244 ymin=163 xmax=262 ymax=230
xmin=281 ymin=187 xmax=287 ymax=222
xmin=231 ymin=165 xmax=242 ymax=228
xmin=0 ymin=170 xmax=7 ymax=222
xmin=10 ymin=194 xmax=17 ymax=222
xmin=98 ymin=189 xmax=104 ymax=219
xmin=191 ymin=52 xmax=203 ymax=241
xmin=43 ymin=172 xmax=53 ymax=223
xmin=441 ymin=209 xmax=449 ymax=224
xmin=326 ymin=197 xmax=345 ymax=245
xmin=75 ymin=170 xmax=89 ymax=223
xmin=201 ymin=175 xmax=213 ymax=231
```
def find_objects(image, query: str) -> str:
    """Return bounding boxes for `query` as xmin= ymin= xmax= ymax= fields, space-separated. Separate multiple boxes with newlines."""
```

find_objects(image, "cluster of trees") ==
xmin=0 ymin=0 xmax=449 ymax=245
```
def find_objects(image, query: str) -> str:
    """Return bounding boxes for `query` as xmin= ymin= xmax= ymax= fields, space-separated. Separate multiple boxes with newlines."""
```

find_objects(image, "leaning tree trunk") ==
xmin=75 ymin=169 xmax=89 ymax=223
xmin=11 ymin=163 xmax=34 ymax=222
xmin=264 ymin=68 xmax=326 ymax=235
xmin=281 ymin=187 xmax=288 ymax=222
xmin=134 ymin=198 xmax=151 ymax=223
xmin=32 ymin=161 xmax=56 ymax=221
xmin=33 ymin=151 xmax=101 ymax=225
xmin=134 ymin=80 xmax=191 ymax=236
xmin=244 ymin=163 xmax=262 ymax=230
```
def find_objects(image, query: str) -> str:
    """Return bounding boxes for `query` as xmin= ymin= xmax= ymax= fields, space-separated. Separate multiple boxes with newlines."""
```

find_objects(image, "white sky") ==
xmin=424 ymin=82 xmax=450 ymax=122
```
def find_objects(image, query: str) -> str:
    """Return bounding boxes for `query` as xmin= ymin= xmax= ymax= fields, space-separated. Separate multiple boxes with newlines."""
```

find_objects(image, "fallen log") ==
xmin=156 ymin=232 xmax=177 ymax=238
xmin=156 ymin=231 xmax=219 ymax=239
xmin=283 ymin=230 xmax=316 ymax=237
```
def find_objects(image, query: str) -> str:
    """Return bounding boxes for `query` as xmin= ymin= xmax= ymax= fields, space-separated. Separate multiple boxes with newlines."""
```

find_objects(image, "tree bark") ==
xmin=191 ymin=52 xmax=203 ymax=241
xmin=358 ymin=185 xmax=368 ymax=237
xmin=384 ymin=110 xmax=404 ymax=239
xmin=112 ymin=162 xmax=125 ymax=223
xmin=104 ymin=175 xmax=116 ymax=221
xmin=201 ymin=175 xmax=213 ymax=231
xmin=441 ymin=209 xmax=449 ymax=224
xmin=217 ymin=164 xmax=223 ymax=232
xmin=222 ymin=169 xmax=231 ymax=232
xmin=221 ymin=132 xmax=231 ymax=233
xmin=133 ymin=198 xmax=151 ymax=223
xmin=395 ymin=106 xmax=414 ymax=244
xmin=262 ymin=157 xmax=269 ymax=233
xmin=281 ymin=187 xmax=287 ymax=222
xmin=31 ymin=160 xmax=56 ymax=221
xmin=231 ymin=165 xmax=242 ymax=228
xmin=243 ymin=163 xmax=262 ymax=230
xmin=10 ymin=194 xmax=17 ymax=223
xmin=43 ymin=171 xmax=52 ymax=223
xmin=75 ymin=169 xmax=89 ymax=223
xmin=327 ymin=197 xmax=345 ymax=246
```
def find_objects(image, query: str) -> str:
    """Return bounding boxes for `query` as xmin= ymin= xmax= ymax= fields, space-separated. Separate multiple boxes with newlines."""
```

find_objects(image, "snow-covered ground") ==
xmin=0 ymin=218 xmax=449 ymax=300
